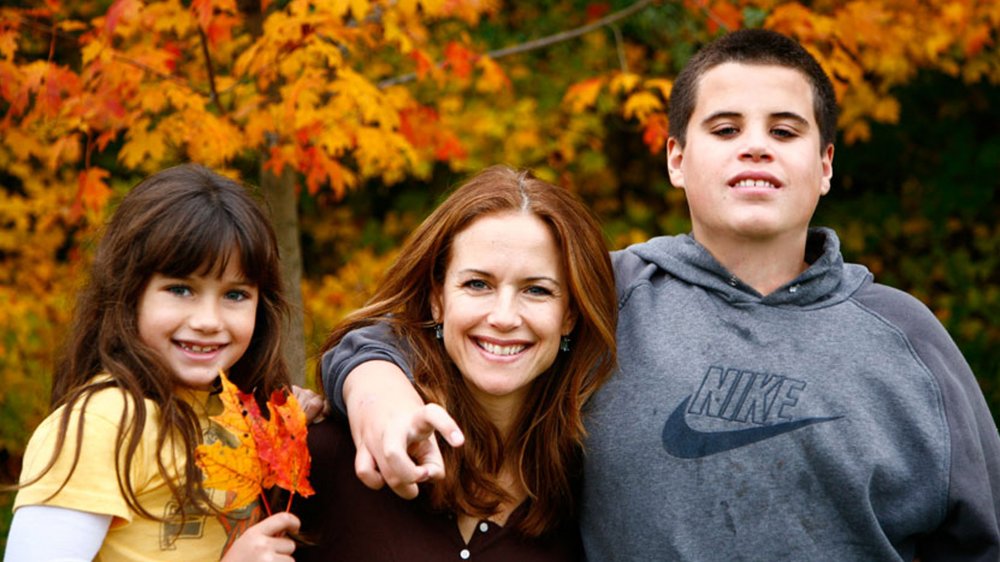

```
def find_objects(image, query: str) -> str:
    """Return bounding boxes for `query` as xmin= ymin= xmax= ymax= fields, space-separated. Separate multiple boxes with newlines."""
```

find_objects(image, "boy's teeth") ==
xmin=735 ymin=179 xmax=776 ymax=188
xmin=480 ymin=341 xmax=526 ymax=356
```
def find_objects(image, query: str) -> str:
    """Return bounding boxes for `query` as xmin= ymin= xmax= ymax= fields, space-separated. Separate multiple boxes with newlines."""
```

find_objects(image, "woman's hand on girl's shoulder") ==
xmin=221 ymin=512 xmax=300 ymax=562
xmin=291 ymin=385 xmax=330 ymax=424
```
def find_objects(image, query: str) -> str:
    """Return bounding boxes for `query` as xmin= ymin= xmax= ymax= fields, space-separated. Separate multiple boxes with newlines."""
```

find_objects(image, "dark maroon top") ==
xmin=293 ymin=418 xmax=582 ymax=561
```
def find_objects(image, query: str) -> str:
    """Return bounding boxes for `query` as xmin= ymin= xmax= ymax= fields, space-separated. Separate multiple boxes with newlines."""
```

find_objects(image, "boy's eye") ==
xmin=712 ymin=125 xmax=739 ymax=137
xmin=771 ymin=127 xmax=797 ymax=138
xmin=166 ymin=285 xmax=192 ymax=297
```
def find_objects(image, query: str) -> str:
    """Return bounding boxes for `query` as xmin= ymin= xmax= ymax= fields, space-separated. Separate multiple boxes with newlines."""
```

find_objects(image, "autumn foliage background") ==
xmin=1 ymin=0 xmax=998 ymax=547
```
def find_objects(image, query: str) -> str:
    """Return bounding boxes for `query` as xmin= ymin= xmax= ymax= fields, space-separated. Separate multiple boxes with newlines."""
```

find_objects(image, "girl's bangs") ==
xmin=145 ymin=207 xmax=253 ymax=282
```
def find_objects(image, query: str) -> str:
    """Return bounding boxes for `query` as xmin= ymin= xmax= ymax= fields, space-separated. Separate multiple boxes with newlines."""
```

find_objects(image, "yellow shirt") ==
xmin=14 ymin=380 xmax=262 ymax=561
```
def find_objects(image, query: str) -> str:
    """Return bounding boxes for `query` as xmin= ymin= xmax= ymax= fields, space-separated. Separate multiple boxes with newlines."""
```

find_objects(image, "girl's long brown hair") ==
xmin=22 ymin=164 xmax=290 ymax=522
xmin=321 ymin=165 xmax=617 ymax=536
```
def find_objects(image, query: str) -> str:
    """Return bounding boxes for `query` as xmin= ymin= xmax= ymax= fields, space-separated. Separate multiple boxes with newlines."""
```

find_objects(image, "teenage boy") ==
xmin=320 ymin=29 xmax=1000 ymax=561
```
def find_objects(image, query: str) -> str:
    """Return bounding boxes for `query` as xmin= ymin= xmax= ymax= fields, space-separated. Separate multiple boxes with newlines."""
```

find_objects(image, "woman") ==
xmin=295 ymin=165 xmax=617 ymax=561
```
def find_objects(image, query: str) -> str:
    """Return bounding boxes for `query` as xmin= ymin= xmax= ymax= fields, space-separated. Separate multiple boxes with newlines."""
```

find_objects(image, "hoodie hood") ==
xmin=628 ymin=227 xmax=871 ymax=309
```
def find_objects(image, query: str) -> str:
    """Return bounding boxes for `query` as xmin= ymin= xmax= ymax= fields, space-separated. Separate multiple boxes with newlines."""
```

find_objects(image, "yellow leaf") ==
xmin=609 ymin=72 xmax=640 ymax=96
xmin=644 ymin=78 xmax=673 ymax=100
xmin=0 ymin=26 xmax=18 ymax=60
xmin=212 ymin=371 xmax=254 ymax=437
xmin=349 ymin=0 xmax=370 ymax=21
xmin=195 ymin=440 xmax=263 ymax=511
xmin=475 ymin=56 xmax=510 ymax=93
xmin=623 ymin=91 xmax=662 ymax=122
xmin=81 ymin=40 xmax=106 ymax=66
xmin=119 ymin=119 xmax=167 ymax=169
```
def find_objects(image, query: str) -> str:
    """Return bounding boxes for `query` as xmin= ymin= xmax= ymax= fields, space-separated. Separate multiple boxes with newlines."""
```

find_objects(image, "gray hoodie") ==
xmin=322 ymin=227 xmax=1000 ymax=561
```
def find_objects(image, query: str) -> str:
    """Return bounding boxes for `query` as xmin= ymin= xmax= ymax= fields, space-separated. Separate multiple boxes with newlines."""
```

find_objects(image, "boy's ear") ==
xmin=666 ymin=137 xmax=685 ymax=189
xmin=819 ymin=143 xmax=834 ymax=196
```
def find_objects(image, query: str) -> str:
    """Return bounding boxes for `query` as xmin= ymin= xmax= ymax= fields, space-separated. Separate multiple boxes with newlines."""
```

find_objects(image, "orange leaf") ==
xmin=641 ymin=112 xmax=669 ymax=154
xmin=195 ymin=372 xmax=262 ymax=511
xmin=705 ymin=0 xmax=742 ymax=34
xmin=192 ymin=0 xmax=213 ymax=32
xmin=265 ymin=390 xmax=315 ymax=497
xmin=434 ymin=133 xmax=466 ymax=161
xmin=104 ymin=0 xmax=140 ymax=35
xmin=195 ymin=371 xmax=315 ymax=512
xmin=410 ymin=49 xmax=434 ymax=80
xmin=443 ymin=42 xmax=477 ymax=79
xmin=71 ymin=167 xmax=112 ymax=221
xmin=563 ymin=77 xmax=605 ymax=113
xmin=236 ymin=389 xmax=281 ymax=489
xmin=195 ymin=440 xmax=263 ymax=511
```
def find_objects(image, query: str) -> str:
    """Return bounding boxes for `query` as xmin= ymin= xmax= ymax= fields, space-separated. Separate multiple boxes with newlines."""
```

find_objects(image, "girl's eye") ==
xmin=166 ymin=285 xmax=192 ymax=297
xmin=225 ymin=289 xmax=252 ymax=302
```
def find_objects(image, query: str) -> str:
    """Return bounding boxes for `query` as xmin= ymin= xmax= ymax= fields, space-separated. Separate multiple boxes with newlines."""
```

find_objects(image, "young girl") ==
xmin=6 ymin=164 xmax=300 ymax=561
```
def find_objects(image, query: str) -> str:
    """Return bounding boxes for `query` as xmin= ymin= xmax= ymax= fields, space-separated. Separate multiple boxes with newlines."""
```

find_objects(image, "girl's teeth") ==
xmin=181 ymin=342 xmax=219 ymax=353
xmin=480 ymin=341 xmax=526 ymax=356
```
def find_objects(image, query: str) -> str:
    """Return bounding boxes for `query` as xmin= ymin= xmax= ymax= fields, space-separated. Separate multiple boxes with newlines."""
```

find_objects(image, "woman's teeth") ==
xmin=479 ymin=341 xmax=526 ymax=356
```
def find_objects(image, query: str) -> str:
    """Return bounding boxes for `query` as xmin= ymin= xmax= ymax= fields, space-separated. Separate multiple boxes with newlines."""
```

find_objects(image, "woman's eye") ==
xmin=166 ymin=285 xmax=192 ymax=297
xmin=463 ymin=279 xmax=489 ymax=290
xmin=526 ymin=285 xmax=554 ymax=297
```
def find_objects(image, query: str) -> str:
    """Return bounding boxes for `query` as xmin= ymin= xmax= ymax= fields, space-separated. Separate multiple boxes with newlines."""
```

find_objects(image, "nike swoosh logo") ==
xmin=662 ymin=396 xmax=842 ymax=459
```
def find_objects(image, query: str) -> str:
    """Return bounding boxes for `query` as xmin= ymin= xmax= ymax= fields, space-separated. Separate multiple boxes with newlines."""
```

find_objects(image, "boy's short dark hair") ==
xmin=668 ymin=28 xmax=838 ymax=151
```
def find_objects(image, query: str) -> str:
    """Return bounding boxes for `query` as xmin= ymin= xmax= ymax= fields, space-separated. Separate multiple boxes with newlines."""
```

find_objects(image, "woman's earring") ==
xmin=560 ymin=335 xmax=571 ymax=352
xmin=434 ymin=323 xmax=443 ymax=340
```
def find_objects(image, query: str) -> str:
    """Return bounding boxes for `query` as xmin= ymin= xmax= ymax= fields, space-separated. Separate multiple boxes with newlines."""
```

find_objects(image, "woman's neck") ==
xmin=457 ymin=468 xmax=526 ymax=543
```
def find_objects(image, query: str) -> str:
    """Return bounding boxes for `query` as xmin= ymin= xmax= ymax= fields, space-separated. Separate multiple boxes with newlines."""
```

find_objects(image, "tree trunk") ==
xmin=260 ymin=164 xmax=306 ymax=386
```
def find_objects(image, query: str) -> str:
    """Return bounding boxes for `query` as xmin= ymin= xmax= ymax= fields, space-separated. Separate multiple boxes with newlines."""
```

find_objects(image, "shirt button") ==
xmin=479 ymin=522 xmax=489 ymax=533
xmin=789 ymin=285 xmax=799 ymax=293
xmin=460 ymin=548 xmax=471 ymax=559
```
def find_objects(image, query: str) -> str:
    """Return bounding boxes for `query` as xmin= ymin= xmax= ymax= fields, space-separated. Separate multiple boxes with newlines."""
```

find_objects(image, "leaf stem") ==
xmin=260 ymin=492 xmax=273 ymax=517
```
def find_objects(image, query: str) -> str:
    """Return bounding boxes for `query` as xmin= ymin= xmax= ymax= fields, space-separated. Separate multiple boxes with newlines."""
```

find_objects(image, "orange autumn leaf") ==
xmin=195 ymin=371 xmax=261 ymax=511
xmin=264 ymin=390 xmax=315 ymax=497
xmin=409 ymin=48 xmax=435 ymax=80
xmin=563 ymin=77 xmax=605 ymax=113
xmin=641 ymin=112 xmax=669 ymax=154
xmin=69 ymin=167 xmax=113 ymax=221
xmin=233 ymin=386 xmax=314 ymax=496
xmin=443 ymin=41 xmax=477 ymax=79
xmin=196 ymin=440 xmax=263 ymax=511
xmin=195 ymin=371 xmax=315 ymax=513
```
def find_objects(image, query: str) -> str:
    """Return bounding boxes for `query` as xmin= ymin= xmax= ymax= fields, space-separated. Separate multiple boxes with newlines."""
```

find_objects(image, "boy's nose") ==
xmin=740 ymin=144 xmax=773 ymax=162
xmin=739 ymin=126 xmax=774 ymax=162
